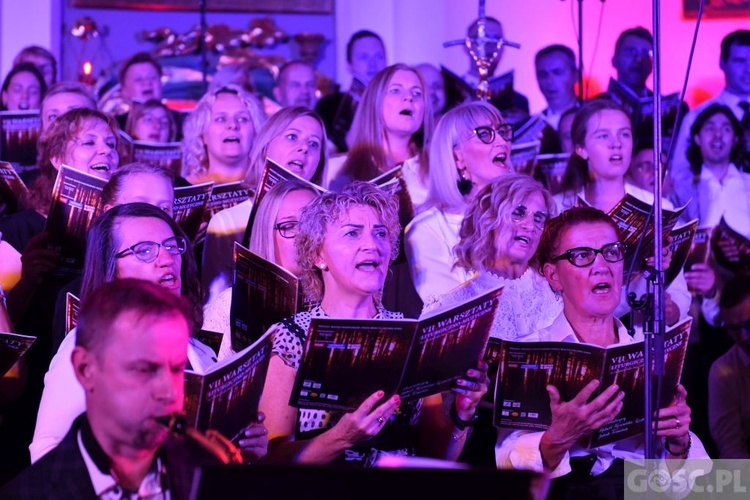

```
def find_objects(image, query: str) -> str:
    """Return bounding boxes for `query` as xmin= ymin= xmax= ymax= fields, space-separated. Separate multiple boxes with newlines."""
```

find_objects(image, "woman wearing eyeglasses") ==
xmin=496 ymin=206 xmax=709 ymax=497
xmin=31 ymin=203 xmax=268 ymax=463
xmin=405 ymin=101 xmax=513 ymax=303
xmin=555 ymin=99 xmax=691 ymax=330
xmin=203 ymin=179 xmax=319 ymax=360
xmin=201 ymin=106 xmax=328 ymax=296
xmin=424 ymin=173 xmax=560 ymax=342
xmin=421 ymin=173 xmax=560 ymax=468
xmin=259 ymin=182 xmax=489 ymax=467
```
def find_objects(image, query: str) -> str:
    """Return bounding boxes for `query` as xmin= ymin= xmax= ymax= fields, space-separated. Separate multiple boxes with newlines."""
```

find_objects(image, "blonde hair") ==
xmin=295 ymin=181 xmax=400 ymax=303
xmin=242 ymin=106 xmax=328 ymax=189
xmin=454 ymin=173 xmax=556 ymax=272
xmin=181 ymin=84 xmax=265 ymax=179
xmin=426 ymin=101 xmax=506 ymax=212
xmin=336 ymin=64 xmax=433 ymax=188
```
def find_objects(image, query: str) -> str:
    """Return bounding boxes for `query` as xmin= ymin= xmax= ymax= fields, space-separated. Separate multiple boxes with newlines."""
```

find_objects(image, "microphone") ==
xmin=156 ymin=413 xmax=244 ymax=465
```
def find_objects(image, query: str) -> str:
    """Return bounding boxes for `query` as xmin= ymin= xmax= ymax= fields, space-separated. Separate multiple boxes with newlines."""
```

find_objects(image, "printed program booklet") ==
xmin=173 ymin=181 xmax=213 ymax=242
xmin=184 ymin=328 xmax=273 ymax=442
xmin=230 ymin=242 xmax=301 ymax=352
xmin=65 ymin=292 xmax=80 ymax=336
xmin=0 ymin=161 xmax=29 ymax=214
xmin=0 ymin=332 xmax=36 ymax=377
xmin=510 ymin=141 xmax=542 ymax=177
xmin=205 ymin=181 xmax=252 ymax=222
xmin=119 ymin=131 xmax=183 ymax=178
xmin=534 ymin=153 xmax=570 ymax=196
xmin=579 ymin=193 xmax=687 ymax=275
xmin=711 ymin=217 xmax=750 ymax=275
xmin=664 ymin=219 xmax=699 ymax=287
xmin=493 ymin=316 xmax=692 ymax=448
xmin=44 ymin=165 xmax=106 ymax=277
xmin=606 ymin=79 xmax=682 ymax=127
xmin=289 ymin=286 xmax=504 ymax=412
xmin=370 ymin=164 xmax=416 ymax=229
xmin=0 ymin=110 xmax=41 ymax=170
xmin=244 ymin=158 xmax=326 ymax=243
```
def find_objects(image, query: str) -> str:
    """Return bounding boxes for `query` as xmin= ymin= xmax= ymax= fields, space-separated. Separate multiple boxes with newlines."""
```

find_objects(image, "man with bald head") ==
xmin=273 ymin=60 xmax=318 ymax=110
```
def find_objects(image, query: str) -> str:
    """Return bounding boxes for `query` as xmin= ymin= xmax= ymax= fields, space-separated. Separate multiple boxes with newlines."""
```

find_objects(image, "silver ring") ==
xmin=674 ymin=418 xmax=681 ymax=429
xmin=377 ymin=416 xmax=385 ymax=425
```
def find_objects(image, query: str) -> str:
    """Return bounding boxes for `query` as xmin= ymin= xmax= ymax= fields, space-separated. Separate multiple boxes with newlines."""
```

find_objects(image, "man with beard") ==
xmin=671 ymin=29 xmax=750 ymax=189
xmin=1 ymin=279 xmax=217 ymax=499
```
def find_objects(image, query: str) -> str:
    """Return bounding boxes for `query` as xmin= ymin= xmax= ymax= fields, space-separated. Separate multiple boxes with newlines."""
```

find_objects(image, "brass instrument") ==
xmin=156 ymin=413 xmax=244 ymax=465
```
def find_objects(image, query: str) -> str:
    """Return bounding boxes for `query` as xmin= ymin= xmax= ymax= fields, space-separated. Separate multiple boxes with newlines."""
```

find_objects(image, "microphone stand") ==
xmin=577 ymin=0 xmax=584 ymax=100
xmin=626 ymin=0 xmax=665 ymax=465
xmin=647 ymin=0 xmax=666 ymax=461
xmin=199 ymin=0 xmax=209 ymax=94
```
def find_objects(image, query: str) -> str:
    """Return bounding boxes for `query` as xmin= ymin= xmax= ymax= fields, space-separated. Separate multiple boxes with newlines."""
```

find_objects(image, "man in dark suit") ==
xmin=315 ymin=29 xmax=387 ymax=153
xmin=1 ymin=279 xmax=216 ymax=499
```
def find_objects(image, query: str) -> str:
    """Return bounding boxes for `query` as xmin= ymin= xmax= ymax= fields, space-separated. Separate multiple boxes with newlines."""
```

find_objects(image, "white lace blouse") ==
xmin=422 ymin=267 xmax=563 ymax=342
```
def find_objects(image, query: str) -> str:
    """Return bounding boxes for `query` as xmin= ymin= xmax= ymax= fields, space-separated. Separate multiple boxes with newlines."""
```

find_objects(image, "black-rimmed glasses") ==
xmin=473 ymin=123 xmax=514 ymax=144
xmin=273 ymin=221 xmax=300 ymax=239
xmin=115 ymin=236 xmax=188 ymax=263
xmin=510 ymin=205 xmax=548 ymax=230
xmin=551 ymin=242 xmax=628 ymax=268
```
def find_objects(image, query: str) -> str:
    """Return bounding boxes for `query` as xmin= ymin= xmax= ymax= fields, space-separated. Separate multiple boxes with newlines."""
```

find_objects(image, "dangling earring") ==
xmin=457 ymin=168 xmax=473 ymax=196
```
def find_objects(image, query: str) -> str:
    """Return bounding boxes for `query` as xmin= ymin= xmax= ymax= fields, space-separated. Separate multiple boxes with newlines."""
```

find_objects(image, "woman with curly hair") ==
xmin=259 ymin=181 xmax=489 ymax=467
xmin=181 ymin=84 xmax=265 ymax=185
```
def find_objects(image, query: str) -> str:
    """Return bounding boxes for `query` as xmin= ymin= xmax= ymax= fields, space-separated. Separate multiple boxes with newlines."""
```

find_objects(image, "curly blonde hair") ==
xmin=454 ymin=173 xmax=556 ymax=273
xmin=181 ymin=84 xmax=265 ymax=179
xmin=295 ymin=181 xmax=401 ymax=303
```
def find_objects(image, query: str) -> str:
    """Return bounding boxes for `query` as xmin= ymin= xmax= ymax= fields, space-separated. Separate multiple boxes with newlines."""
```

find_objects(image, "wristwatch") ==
xmin=450 ymin=402 xmax=479 ymax=431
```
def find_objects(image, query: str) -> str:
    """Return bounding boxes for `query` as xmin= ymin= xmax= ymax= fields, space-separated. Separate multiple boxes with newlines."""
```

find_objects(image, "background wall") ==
xmin=1 ymin=0 xmax=61 ymax=82
xmin=335 ymin=0 xmax=747 ymax=113
xmin=1 ymin=0 xmax=746 ymax=111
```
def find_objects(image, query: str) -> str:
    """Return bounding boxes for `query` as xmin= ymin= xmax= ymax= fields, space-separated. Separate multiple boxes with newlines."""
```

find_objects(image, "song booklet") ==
xmin=243 ymin=158 xmax=326 ymax=244
xmin=493 ymin=317 xmax=692 ymax=448
xmin=664 ymin=219 xmax=700 ymax=287
xmin=173 ymin=181 xmax=213 ymax=242
xmin=118 ymin=130 xmax=183 ymax=178
xmin=605 ymin=78 xmax=683 ymax=151
xmin=204 ymin=181 xmax=252 ymax=222
xmin=370 ymin=164 xmax=416 ymax=229
xmin=289 ymin=286 xmax=504 ymax=412
xmin=0 ymin=160 xmax=29 ymax=214
xmin=230 ymin=242 xmax=302 ymax=352
xmin=184 ymin=328 xmax=273 ymax=443
xmin=534 ymin=153 xmax=570 ymax=196
xmin=578 ymin=193 xmax=688 ymax=275
xmin=44 ymin=166 xmax=107 ymax=277
xmin=510 ymin=141 xmax=541 ymax=178
xmin=0 ymin=110 xmax=41 ymax=171
xmin=0 ymin=332 xmax=36 ymax=377
xmin=710 ymin=217 xmax=750 ymax=275
xmin=65 ymin=292 xmax=81 ymax=336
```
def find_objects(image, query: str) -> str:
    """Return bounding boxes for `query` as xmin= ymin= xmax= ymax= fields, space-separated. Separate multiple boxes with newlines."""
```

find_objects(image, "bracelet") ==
xmin=450 ymin=402 xmax=479 ymax=431
xmin=663 ymin=433 xmax=692 ymax=458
